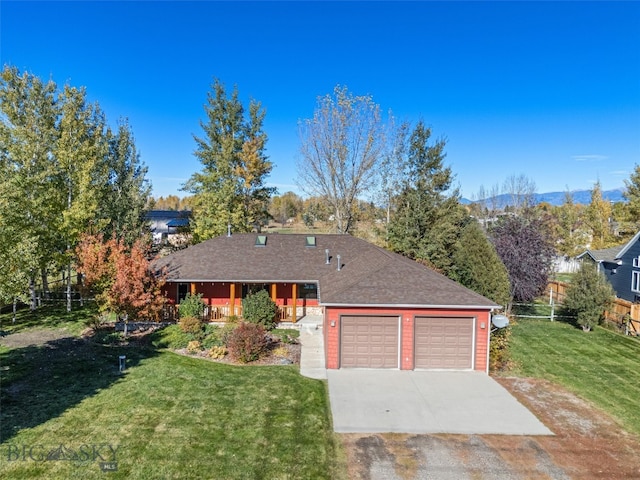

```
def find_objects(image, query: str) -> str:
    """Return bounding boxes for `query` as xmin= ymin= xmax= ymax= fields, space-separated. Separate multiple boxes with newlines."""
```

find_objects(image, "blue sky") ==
xmin=2 ymin=1 xmax=639 ymax=200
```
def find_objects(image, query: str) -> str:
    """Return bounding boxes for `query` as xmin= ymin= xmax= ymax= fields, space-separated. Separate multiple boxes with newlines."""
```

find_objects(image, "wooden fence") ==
xmin=547 ymin=281 xmax=640 ymax=336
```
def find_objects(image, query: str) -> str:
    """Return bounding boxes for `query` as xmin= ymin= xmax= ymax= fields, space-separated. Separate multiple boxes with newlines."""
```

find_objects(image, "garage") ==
xmin=340 ymin=316 xmax=399 ymax=368
xmin=414 ymin=317 xmax=474 ymax=369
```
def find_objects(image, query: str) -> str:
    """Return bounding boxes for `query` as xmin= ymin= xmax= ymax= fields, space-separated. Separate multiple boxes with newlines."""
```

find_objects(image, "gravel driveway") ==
xmin=342 ymin=377 xmax=640 ymax=479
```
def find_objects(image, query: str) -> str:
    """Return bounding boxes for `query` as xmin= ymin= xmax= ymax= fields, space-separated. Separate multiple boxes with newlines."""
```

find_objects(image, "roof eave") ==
xmin=164 ymin=278 xmax=319 ymax=284
xmin=320 ymin=302 xmax=499 ymax=310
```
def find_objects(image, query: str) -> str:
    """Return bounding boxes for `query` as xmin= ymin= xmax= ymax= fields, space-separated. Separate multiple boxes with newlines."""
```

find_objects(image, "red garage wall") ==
xmin=324 ymin=306 xmax=492 ymax=372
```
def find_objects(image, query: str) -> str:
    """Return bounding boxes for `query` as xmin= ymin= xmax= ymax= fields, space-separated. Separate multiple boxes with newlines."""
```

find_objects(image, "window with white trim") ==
xmin=632 ymin=271 xmax=640 ymax=293
xmin=634 ymin=256 xmax=640 ymax=268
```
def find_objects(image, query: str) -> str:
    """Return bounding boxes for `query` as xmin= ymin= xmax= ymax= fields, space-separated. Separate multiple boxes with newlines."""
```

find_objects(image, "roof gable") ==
xmin=578 ymin=230 xmax=640 ymax=264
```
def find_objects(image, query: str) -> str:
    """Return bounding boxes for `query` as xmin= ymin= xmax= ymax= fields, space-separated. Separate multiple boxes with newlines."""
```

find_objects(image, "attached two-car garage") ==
xmin=339 ymin=315 xmax=475 ymax=370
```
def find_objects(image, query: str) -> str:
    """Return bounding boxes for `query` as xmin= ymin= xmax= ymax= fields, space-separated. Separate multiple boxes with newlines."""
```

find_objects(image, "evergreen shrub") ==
xmin=178 ymin=293 xmax=206 ymax=319
xmin=242 ymin=290 xmax=278 ymax=330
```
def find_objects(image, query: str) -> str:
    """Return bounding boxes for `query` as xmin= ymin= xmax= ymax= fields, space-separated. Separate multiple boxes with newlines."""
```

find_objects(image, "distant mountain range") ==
xmin=461 ymin=188 xmax=626 ymax=207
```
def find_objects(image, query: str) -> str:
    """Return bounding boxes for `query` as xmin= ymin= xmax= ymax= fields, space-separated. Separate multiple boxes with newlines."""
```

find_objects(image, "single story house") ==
xmin=577 ymin=230 xmax=640 ymax=303
xmin=154 ymin=233 xmax=500 ymax=372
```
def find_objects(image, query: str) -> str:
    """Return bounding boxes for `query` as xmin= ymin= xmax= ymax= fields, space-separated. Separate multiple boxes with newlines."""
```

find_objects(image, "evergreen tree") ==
xmin=387 ymin=120 xmax=465 ymax=274
xmin=563 ymin=262 xmax=614 ymax=332
xmin=451 ymin=220 xmax=511 ymax=307
xmin=184 ymin=79 xmax=274 ymax=242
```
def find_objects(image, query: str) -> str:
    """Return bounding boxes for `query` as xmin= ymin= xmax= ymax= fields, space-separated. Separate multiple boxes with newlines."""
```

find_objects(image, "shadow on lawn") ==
xmin=0 ymin=333 xmax=157 ymax=443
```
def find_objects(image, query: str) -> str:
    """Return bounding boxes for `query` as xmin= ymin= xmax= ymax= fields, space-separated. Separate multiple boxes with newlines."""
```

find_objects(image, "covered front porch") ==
xmin=161 ymin=281 xmax=321 ymax=323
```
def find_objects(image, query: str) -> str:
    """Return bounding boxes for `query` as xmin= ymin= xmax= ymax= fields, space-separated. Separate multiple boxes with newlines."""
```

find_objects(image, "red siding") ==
xmin=162 ymin=281 xmax=318 ymax=308
xmin=324 ymin=306 xmax=491 ymax=372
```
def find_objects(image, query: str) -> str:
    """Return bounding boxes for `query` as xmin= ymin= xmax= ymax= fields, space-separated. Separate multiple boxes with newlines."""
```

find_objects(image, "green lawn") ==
xmin=0 ymin=307 xmax=343 ymax=479
xmin=0 ymin=302 xmax=98 ymax=337
xmin=508 ymin=318 xmax=640 ymax=437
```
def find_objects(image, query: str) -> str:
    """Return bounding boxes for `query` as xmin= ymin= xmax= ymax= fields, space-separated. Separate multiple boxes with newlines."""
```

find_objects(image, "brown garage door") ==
xmin=340 ymin=316 xmax=399 ymax=368
xmin=414 ymin=317 xmax=474 ymax=369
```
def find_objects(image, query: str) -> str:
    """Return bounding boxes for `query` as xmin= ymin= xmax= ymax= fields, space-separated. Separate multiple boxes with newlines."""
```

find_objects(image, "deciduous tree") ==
xmin=269 ymin=192 xmax=303 ymax=226
xmin=624 ymin=163 xmax=640 ymax=223
xmin=489 ymin=215 xmax=555 ymax=310
xmin=553 ymin=190 xmax=588 ymax=257
xmin=76 ymin=233 xmax=165 ymax=320
xmin=1 ymin=65 xmax=153 ymax=311
xmin=297 ymin=85 xmax=386 ymax=234
xmin=99 ymin=120 xmax=152 ymax=246
xmin=585 ymin=181 xmax=613 ymax=249
xmin=0 ymin=66 xmax=62 ymax=308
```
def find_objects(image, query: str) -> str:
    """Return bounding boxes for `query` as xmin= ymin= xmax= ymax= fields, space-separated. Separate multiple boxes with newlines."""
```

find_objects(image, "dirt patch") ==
xmin=0 ymin=328 xmax=75 ymax=349
xmin=343 ymin=377 xmax=640 ymax=479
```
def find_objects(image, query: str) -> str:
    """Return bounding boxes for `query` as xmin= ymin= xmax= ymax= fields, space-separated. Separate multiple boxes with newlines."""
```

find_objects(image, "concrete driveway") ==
xmin=327 ymin=370 xmax=552 ymax=435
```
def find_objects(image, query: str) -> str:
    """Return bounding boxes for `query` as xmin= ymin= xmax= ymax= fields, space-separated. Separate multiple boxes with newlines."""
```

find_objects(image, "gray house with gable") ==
xmin=577 ymin=231 xmax=640 ymax=303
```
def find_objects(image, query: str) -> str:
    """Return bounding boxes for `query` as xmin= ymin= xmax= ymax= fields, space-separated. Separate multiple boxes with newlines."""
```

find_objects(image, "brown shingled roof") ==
xmin=154 ymin=233 xmax=498 ymax=309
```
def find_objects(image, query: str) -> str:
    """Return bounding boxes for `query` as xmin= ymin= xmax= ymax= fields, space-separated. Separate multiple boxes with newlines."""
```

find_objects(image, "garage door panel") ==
xmin=341 ymin=316 xmax=399 ymax=368
xmin=415 ymin=317 xmax=474 ymax=369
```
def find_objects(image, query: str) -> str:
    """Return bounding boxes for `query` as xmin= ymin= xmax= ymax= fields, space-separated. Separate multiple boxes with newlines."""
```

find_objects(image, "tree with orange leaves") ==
xmin=76 ymin=233 xmax=165 ymax=321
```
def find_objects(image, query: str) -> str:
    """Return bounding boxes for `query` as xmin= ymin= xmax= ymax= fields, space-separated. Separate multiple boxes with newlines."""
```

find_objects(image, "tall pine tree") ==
xmin=387 ymin=120 xmax=465 ymax=274
xmin=184 ymin=79 xmax=274 ymax=242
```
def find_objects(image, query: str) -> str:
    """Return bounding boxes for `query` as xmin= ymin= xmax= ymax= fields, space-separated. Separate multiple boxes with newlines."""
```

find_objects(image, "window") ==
xmin=255 ymin=235 xmax=267 ymax=247
xmin=177 ymin=283 xmax=189 ymax=302
xmin=633 ymin=256 xmax=640 ymax=268
xmin=299 ymin=283 xmax=318 ymax=299
xmin=242 ymin=284 xmax=269 ymax=298
xmin=632 ymin=271 xmax=640 ymax=293
xmin=305 ymin=236 xmax=316 ymax=247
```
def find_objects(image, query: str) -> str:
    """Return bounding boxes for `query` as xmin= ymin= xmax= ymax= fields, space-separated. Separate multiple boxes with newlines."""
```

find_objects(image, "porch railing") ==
xmin=162 ymin=304 xmax=298 ymax=322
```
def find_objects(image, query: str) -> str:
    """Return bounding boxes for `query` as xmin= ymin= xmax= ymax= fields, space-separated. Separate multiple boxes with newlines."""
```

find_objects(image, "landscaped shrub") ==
xmin=178 ymin=293 xmax=206 ymax=319
xmin=206 ymin=345 xmax=227 ymax=359
xmin=187 ymin=340 xmax=202 ymax=354
xmin=226 ymin=322 xmax=268 ymax=363
xmin=271 ymin=346 xmax=289 ymax=358
xmin=202 ymin=324 xmax=223 ymax=349
xmin=242 ymin=290 xmax=278 ymax=330
xmin=220 ymin=322 xmax=239 ymax=345
xmin=151 ymin=324 xmax=196 ymax=349
xmin=85 ymin=312 xmax=111 ymax=331
xmin=179 ymin=316 xmax=204 ymax=334
xmin=489 ymin=326 xmax=512 ymax=372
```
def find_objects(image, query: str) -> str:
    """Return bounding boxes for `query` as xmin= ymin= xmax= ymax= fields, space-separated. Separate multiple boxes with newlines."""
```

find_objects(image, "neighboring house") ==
xmin=577 ymin=230 xmax=640 ymax=302
xmin=154 ymin=233 xmax=500 ymax=372
xmin=146 ymin=210 xmax=191 ymax=244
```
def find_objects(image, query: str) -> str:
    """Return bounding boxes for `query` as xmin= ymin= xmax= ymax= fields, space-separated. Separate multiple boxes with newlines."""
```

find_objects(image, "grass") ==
xmin=508 ymin=318 xmax=640 ymax=437
xmin=0 ymin=307 xmax=344 ymax=479
xmin=0 ymin=302 xmax=98 ymax=337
